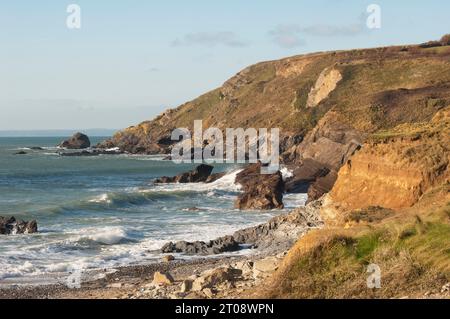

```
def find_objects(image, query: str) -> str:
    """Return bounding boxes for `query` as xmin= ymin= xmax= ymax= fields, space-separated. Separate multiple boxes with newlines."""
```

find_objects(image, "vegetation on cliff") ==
xmin=100 ymin=40 xmax=450 ymax=159
xmin=100 ymin=37 xmax=450 ymax=298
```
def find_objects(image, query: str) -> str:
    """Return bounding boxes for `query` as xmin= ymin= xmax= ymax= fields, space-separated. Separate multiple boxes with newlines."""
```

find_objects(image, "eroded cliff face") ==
xmin=306 ymin=67 xmax=342 ymax=108
xmin=328 ymin=107 xmax=449 ymax=214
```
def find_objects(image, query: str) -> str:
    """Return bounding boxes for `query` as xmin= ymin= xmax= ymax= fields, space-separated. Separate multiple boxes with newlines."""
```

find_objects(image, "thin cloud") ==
xmin=269 ymin=15 xmax=367 ymax=48
xmin=147 ymin=67 xmax=160 ymax=72
xmin=302 ymin=24 xmax=365 ymax=37
xmin=171 ymin=31 xmax=248 ymax=48
xmin=268 ymin=25 xmax=306 ymax=48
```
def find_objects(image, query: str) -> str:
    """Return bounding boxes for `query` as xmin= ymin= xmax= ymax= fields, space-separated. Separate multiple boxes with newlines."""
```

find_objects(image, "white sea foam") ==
xmin=148 ymin=169 xmax=243 ymax=194
xmin=72 ymin=226 xmax=129 ymax=245
xmin=280 ymin=166 xmax=294 ymax=181
xmin=284 ymin=193 xmax=308 ymax=209
xmin=88 ymin=193 xmax=111 ymax=203
xmin=0 ymin=261 xmax=41 ymax=280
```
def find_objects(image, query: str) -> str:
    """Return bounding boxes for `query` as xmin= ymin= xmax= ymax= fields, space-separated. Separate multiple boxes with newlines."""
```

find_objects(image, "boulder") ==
xmin=253 ymin=256 xmax=279 ymax=273
xmin=152 ymin=271 xmax=174 ymax=286
xmin=58 ymin=132 xmax=91 ymax=149
xmin=192 ymin=267 xmax=242 ymax=291
xmin=234 ymin=163 xmax=284 ymax=210
xmin=180 ymin=279 xmax=193 ymax=293
xmin=155 ymin=164 xmax=214 ymax=184
xmin=233 ymin=261 xmax=254 ymax=276
xmin=162 ymin=255 xmax=175 ymax=262
xmin=0 ymin=216 xmax=38 ymax=235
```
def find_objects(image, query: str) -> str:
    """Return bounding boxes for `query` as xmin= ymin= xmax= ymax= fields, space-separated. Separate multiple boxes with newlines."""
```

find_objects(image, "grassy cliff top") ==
xmin=100 ymin=40 xmax=450 ymax=154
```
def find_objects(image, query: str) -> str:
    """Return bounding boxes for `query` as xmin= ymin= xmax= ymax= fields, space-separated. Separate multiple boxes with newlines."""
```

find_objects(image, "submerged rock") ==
xmin=58 ymin=132 xmax=91 ymax=149
xmin=0 ymin=216 xmax=38 ymax=235
xmin=14 ymin=151 xmax=27 ymax=155
xmin=155 ymin=164 xmax=214 ymax=184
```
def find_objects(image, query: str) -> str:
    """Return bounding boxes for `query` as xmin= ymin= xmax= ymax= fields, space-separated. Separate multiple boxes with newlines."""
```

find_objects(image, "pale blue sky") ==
xmin=1 ymin=0 xmax=449 ymax=130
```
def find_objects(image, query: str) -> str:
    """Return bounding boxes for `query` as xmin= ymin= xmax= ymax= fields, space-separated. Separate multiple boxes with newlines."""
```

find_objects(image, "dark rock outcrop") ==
xmin=58 ymin=149 xmax=124 ymax=157
xmin=234 ymin=163 xmax=284 ymax=210
xmin=58 ymin=132 xmax=91 ymax=149
xmin=281 ymin=111 xmax=363 ymax=201
xmin=155 ymin=164 xmax=214 ymax=184
xmin=284 ymin=159 xmax=330 ymax=193
xmin=0 ymin=216 xmax=38 ymax=235
xmin=160 ymin=199 xmax=323 ymax=255
xmin=307 ymin=170 xmax=338 ymax=202
xmin=161 ymin=235 xmax=239 ymax=255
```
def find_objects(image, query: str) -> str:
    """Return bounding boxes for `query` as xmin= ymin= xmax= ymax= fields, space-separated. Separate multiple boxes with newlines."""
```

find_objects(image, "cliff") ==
xmin=329 ymin=107 xmax=449 ymax=214
xmin=99 ymin=42 xmax=450 ymax=162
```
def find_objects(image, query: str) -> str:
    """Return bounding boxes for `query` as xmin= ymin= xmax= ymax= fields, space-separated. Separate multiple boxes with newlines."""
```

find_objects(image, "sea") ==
xmin=0 ymin=137 xmax=307 ymax=282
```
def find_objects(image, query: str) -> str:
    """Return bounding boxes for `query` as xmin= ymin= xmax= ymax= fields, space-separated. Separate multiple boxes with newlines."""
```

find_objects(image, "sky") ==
xmin=1 ymin=0 xmax=449 ymax=131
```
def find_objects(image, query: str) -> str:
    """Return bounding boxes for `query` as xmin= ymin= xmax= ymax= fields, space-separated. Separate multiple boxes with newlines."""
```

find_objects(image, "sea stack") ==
xmin=58 ymin=132 xmax=91 ymax=149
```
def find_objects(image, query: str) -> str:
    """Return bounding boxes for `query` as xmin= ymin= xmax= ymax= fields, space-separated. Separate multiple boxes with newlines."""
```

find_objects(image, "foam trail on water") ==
xmin=146 ymin=169 xmax=243 ymax=193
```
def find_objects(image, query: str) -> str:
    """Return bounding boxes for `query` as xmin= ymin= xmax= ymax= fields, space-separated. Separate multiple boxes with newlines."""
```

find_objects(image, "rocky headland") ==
xmin=1 ymin=36 xmax=449 ymax=299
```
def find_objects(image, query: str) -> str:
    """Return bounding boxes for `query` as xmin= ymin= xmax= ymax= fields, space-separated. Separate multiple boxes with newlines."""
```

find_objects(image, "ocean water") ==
xmin=0 ymin=137 xmax=307 ymax=281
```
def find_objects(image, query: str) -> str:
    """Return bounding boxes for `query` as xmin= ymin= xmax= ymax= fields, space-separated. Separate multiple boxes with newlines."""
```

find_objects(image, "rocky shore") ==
xmin=0 ymin=200 xmax=323 ymax=299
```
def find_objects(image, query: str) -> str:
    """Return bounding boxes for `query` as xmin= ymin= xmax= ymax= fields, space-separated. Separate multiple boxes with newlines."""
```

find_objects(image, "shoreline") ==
xmin=0 ymin=203 xmax=322 ymax=299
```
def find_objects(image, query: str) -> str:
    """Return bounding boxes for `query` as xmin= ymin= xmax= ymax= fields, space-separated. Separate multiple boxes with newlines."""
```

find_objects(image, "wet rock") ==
xmin=234 ymin=163 xmax=284 ymax=210
xmin=58 ymin=132 xmax=91 ymax=149
xmin=152 ymin=271 xmax=174 ymax=286
xmin=14 ymin=151 xmax=27 ymax=155
xmin=0 ymin=216 xmax=38 ymax=235
xmin=155 ymin=164 xmax=214 ymax=184
xmin=161 ymin=235 xmax=239 ymax=255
